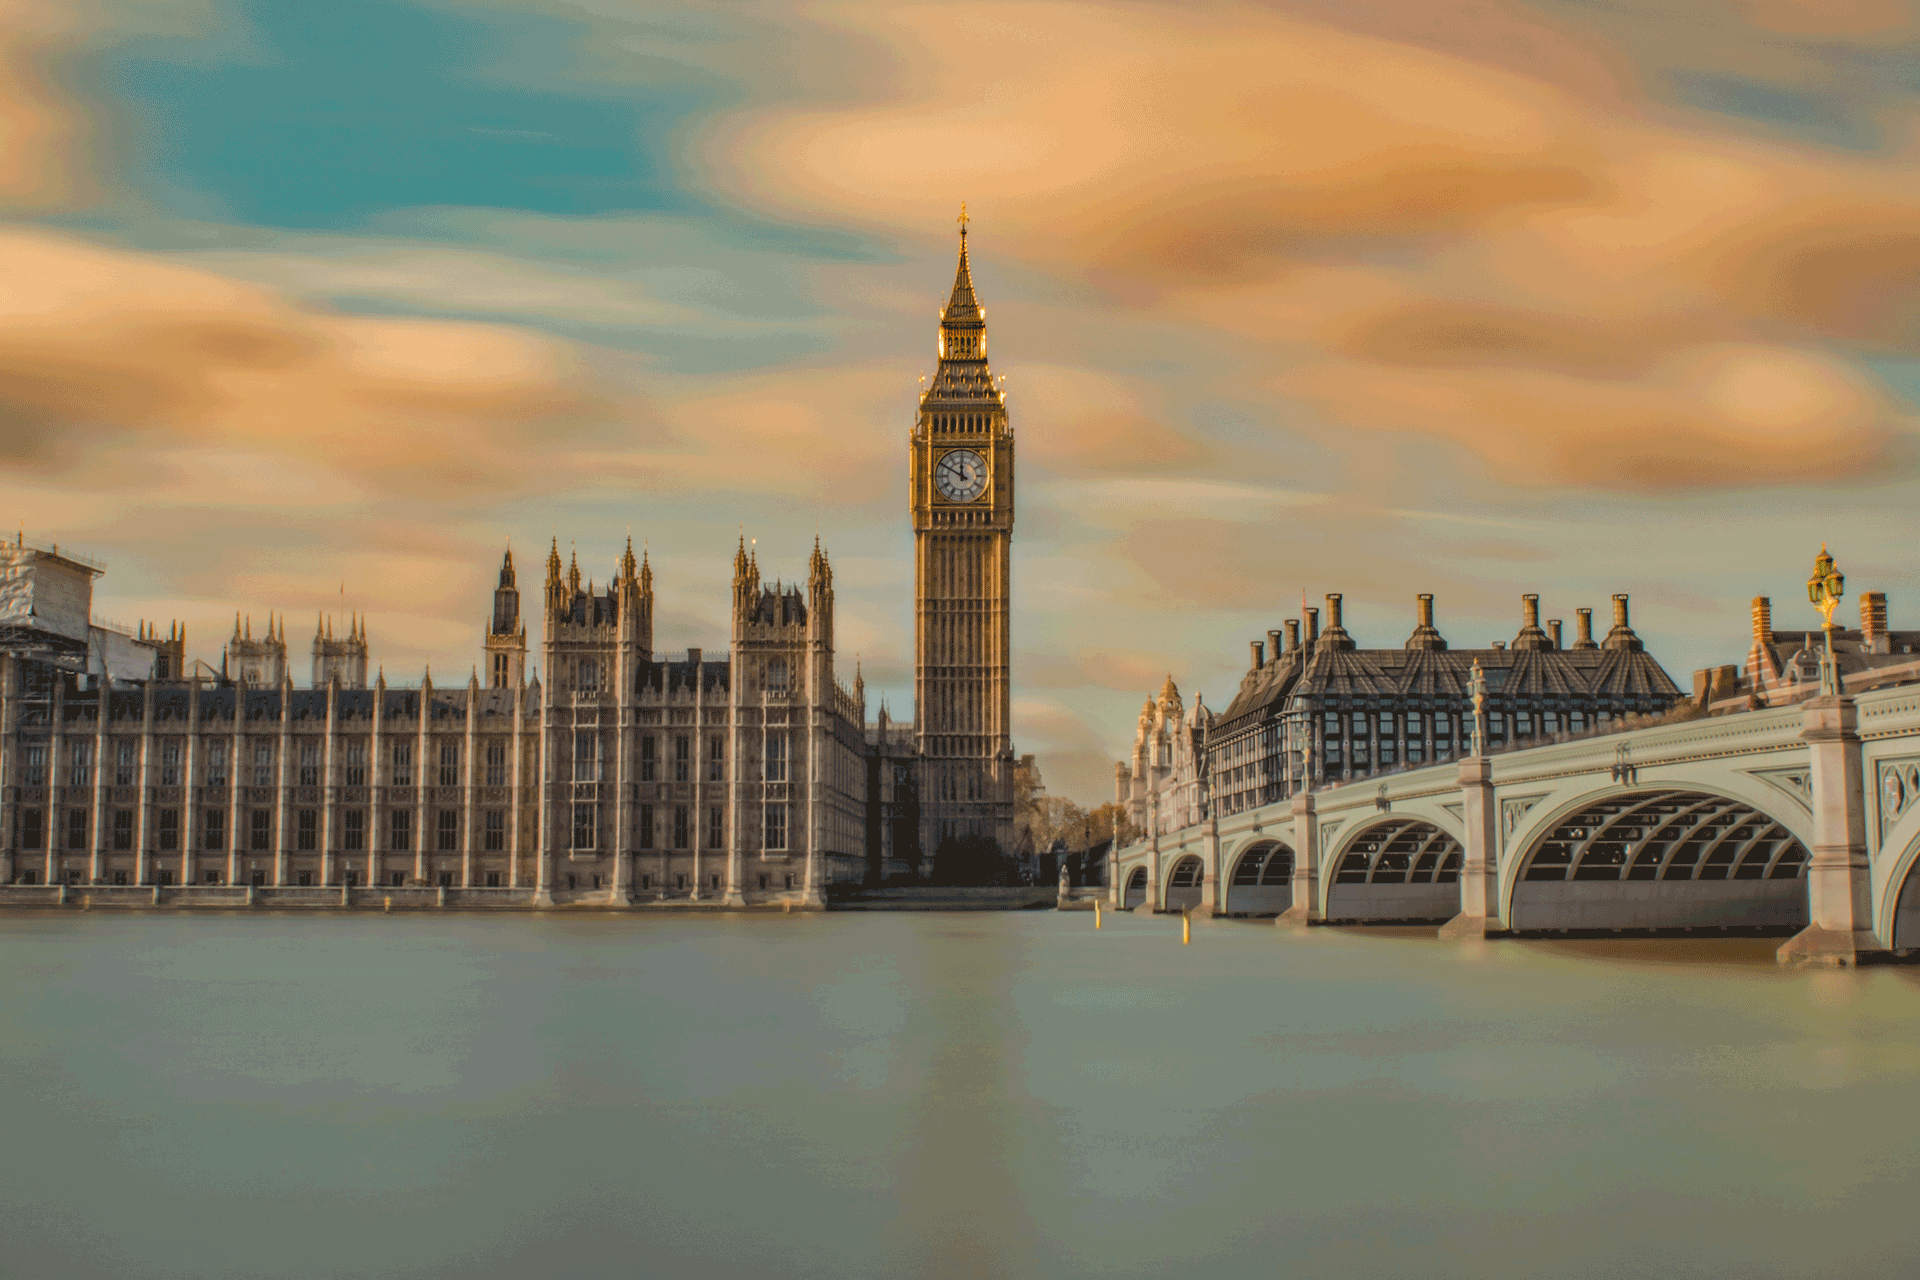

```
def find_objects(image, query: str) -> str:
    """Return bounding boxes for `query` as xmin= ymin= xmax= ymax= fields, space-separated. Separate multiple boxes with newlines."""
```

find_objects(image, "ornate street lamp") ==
xmin=1467 ymin=658 xmax=1489 ymax=757
xmin=1807 ymin=544 xmax=1846 ymax=695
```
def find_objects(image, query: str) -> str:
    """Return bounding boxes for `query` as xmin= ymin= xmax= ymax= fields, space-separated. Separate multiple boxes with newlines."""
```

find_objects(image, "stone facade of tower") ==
xmin=483 ymin=548 xmax=527 ymax=689
xmin=225 ymin=615 xmax=287 ymax=687
xmin=311 ymin=614 xmax=368 ymax=688
xmin=909 ymin=219 xmax=1016 ymax=867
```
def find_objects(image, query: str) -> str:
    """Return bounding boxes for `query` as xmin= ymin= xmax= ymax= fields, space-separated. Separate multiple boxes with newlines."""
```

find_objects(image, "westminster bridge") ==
xmin=1109 ymin=685 xmax=1920 ymax=964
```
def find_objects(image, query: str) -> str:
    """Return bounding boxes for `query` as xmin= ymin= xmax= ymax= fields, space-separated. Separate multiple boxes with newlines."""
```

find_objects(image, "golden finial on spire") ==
xmin=957 ymin=201 xmax=969 ymax=235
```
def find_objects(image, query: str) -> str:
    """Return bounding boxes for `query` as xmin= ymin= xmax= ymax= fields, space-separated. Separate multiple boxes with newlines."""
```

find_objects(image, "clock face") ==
xmin=934 ymin=449 xmax=988 ymax=502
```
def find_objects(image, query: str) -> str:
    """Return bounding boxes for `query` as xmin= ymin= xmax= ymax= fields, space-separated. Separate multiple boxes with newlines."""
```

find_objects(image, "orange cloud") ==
xmin=0 ymin=227 xmax=608 ymax=496
xmin=707 ymin=0 xmax=1920 ymax=491
xmin=0 ymin=0 xmax=98 ymax=211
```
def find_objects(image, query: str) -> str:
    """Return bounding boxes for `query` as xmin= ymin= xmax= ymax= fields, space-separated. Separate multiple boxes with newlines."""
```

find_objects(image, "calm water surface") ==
xmin=3 ymin=909 xmax=1919 ymax=1279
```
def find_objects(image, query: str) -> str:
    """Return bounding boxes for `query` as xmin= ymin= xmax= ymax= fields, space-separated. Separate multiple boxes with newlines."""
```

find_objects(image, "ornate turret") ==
xmin=614 ymin=534 xmax=653 ymax=656
xmin=486 ymin=543 xmax=529 ymax=687
xmin=545 ymin=537 xmax=566 ymax=618
xmin=227 ymin=611 xmax=288 ymax=687
xmin=312 ymin=600 xmax=368 ymax=688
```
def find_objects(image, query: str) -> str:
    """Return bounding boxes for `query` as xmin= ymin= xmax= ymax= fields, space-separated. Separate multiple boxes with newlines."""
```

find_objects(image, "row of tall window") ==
xmin=569 ymin=658 xmax=790 ymax=694
xmin=14 ymin=807 xmax=510 ymax=853
xmin=16 ymin=740 xmax=517 ymax=788
xmin=566 ymin=802 xmax=788 ymax=851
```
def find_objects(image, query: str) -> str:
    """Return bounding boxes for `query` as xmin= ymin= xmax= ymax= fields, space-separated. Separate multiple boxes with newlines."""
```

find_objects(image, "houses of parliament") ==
xmin=0 ymin=223 xmax=1017 ymax=904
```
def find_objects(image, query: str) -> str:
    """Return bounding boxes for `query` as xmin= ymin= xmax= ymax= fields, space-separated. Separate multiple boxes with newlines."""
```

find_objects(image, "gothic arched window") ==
xmin=767 ymin=658 xmax=789 ymax=692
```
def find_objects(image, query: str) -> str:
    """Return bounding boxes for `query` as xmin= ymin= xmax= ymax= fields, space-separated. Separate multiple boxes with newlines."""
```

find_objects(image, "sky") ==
xmin=4 ymin=0 xmax=1920 ymax=805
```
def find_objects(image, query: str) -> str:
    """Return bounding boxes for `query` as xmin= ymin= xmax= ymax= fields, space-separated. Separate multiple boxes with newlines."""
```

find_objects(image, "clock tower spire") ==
xmin=910 ymin=208 xmax=1015 ymax=873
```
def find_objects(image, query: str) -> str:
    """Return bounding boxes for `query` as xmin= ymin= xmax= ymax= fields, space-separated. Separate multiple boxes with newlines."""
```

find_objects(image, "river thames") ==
xmin=3 ymin=909 xmax=1918 ymax=1278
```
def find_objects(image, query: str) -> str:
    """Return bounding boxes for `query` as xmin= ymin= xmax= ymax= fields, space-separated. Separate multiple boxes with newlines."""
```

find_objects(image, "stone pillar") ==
xmin=369 ymin=676 xmax=386 ymax=891
xmin=1277 ymin=789 xmax=1319 ymax=926
xmin=1203 ymin=817 xmax=1223 ymax=916
xmin=274 ymin=678 xmax=291 ymax=887
xmin=136 ymin=682 xmax=154 ymax=885
xmin=461 ymin=675 xmax=477 ymax=891
xmin=802 ymin=702 xmax=826 ymax=909
xmin=225 ymin=686 xmax=243 ymax=886
xmin=322 ymin=679 xmax=338 ymax=887
xmin=47 ymin=675 xmax=63 ymax=886
xmin=533 ymin=673 xmax=555 ymax=906
xmin=0 ymin=654 xmax=13 ymax=884
xmin=90 ymin=685 xmax=108 ymax=884
xmin=1779 ymin=695 xmax=1882 ymax=965
xmin=181 ymin=678 xmax=199 ymax=887
xmin=1440 ymin=755 xmax=1500 ymax=938
xmin=509 ymin=679 xmax=525 ymax=890
xmin=413 ymin=676 xmax=430 ymax=884
xmin=612 ymin=639 xmax=632 ymax=904
xmin=723 ymin=674 xmax=745 ymax=906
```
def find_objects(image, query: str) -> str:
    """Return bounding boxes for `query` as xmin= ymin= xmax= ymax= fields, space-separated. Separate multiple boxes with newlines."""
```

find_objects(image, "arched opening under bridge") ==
xmin=1227 ymin=841 xmax=1293 ymax=916
xmin=1124 ymin=865 xmax=1148 ymax=910
xmin=1164 ymin=855 xmax=1206 ymax=912
xmin=1510 ymin=790 xmax=1808 ymax=933
xmin=1326 ymin=820 xmax=1462 ymax=923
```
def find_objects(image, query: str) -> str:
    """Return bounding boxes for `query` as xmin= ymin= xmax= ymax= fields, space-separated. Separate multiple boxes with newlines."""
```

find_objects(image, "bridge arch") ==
xmin=1123 ymin=865 xmax=1148 ymax=909
xmin=1323 ymin=817 xmax=1465 ymax=923
xmin=1870 ymin=786 xmax=1920 ymax=950
xmin=1225 ymin=839 xmax=1293 ymax=916
xmin=1505 ymin=788 xmax=1809 ymax=933
xmin=1163 ymin=854 xmax=1206 ymax=912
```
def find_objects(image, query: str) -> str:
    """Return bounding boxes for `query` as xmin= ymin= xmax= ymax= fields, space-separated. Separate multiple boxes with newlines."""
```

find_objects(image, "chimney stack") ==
xmin=1574 ymin=607 xmax=1597 ymax=649
xmin=1405 ymin=592 xmax=1447 ymax=651
xmin=1862 ymin=592 xmax=1889 ymax=654
xmin=1319 ymin=593 xmax=1356 ymax=650
xmin=1602 ymin=594 xmax=1643 ymax=652
xmin=1513 ymin=592 xmax=1553 ymax=650
xmin=1548 ymin=619 xmax=1563 ymax=649
xmin=1306 ymin=607 xmax=1320 ymax=644
xmin=1267 ymin=630 xmax=1283 ymax=663
xmin=1250 ymin=639 xmax=1265 ymax=670
xmin=1284 ymin=619 xmax=1300 ymax=652
xmin=1752 ymin=596 xmax=1772 ymax=647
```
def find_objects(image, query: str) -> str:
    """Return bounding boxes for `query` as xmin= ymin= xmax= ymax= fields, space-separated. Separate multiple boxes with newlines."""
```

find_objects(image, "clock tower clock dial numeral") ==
xmin=934 ymin=449 xmax=987 ymax=502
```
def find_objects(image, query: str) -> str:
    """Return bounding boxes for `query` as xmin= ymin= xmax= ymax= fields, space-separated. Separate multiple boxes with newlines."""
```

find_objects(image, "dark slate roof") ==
xmin=1215 ymin=644 xmax=1683 ymax=732
xmin=746 ymin=587 xmax=807 ymax=628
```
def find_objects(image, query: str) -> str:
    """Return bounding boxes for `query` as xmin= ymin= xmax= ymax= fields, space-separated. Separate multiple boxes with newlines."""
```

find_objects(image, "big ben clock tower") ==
xmin=911 ymin=208 xmax=1015 ymax=866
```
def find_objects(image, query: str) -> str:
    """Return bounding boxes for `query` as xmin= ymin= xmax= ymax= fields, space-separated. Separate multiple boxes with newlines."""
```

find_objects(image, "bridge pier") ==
xmin=1779 ymin=695 xmax=1887 ymax=966
xmin=1276 ymin=790 xmax=1319 ymax=927
xmin=1440 ymin=756 xmax=1502 ymax=939
xmin=1204 ymin=819 xmax=1223 ymax=915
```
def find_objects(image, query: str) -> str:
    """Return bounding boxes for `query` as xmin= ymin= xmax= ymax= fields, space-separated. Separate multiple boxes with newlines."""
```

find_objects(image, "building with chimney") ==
xmin=1120 ymin=592 xmax=1687 ymax=834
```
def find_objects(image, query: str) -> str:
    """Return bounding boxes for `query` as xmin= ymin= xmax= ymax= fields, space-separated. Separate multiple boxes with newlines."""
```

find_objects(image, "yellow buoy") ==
xmin=1182 ymin=913 xmax=1191 ymax=945
xmin=1094 ymin=900 xmax=1102 ymax=929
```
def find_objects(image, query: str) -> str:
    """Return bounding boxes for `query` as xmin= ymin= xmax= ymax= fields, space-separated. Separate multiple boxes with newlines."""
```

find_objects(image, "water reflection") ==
xmin=1 ymin=910 xmax=1918 ymax=1279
